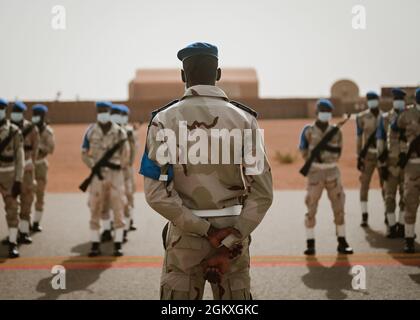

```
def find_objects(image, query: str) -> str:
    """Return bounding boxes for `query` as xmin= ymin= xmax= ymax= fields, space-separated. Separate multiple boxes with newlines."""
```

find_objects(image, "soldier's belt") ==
xmin=408 ymin=158 xmax=420 ymax=164
xmin=368 ymin=148 xmax=378 ymax=154
xmin=0 ymin=165 xmax=15 ymax=172
xmin=35 ymin=158 xmax=47 ymax=165
xmin=24 ymin=145 xmax=33 ymax=151
xmin=191 ymin=205 xmax=242 ymax=218
xmin=311 ymin=163 xmax=337 ymax=170
xmin=0 ymin=155 xmax=14 ymax=163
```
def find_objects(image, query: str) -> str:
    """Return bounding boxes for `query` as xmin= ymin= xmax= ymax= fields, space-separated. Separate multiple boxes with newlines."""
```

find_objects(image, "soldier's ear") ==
xmin=181 ymin=69 xmax=186 ymax=83
xmin=216 ymin=68 xmax=221 ymax=82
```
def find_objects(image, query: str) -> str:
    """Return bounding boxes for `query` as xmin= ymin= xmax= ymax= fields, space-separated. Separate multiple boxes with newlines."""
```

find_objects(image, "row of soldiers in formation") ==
xmin=0 ymin=99 xmax=55 ymax=258
xmin=299 ymin=87 xmax=420 ymax=255
xmin=0 ymin=99 xmax=139 ymax=258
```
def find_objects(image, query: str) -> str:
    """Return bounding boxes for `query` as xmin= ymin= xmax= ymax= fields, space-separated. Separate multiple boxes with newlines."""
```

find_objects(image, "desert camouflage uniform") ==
xmin=82 ymin=122 xmax=129 ymax=243
xmin=34 ymin=124 xmax=55 ymax=222
xmin=377 ymin=110 xmax=405 ymax=227
xmin=0 ymin=120 xmax=24 ymax=242
xmin=299 ymin=122 xmax=346 ymax=233
xmin=16 ymin=119 xmax=39 ymax=234
xmin=356 ymin=109 xmax=384 ymax=214
xmin=143 ymin=85 xmax=273 ymax=300
xmin=123 ymin=123 xmax=137 ymax=225
xmin=397 ymin=105 xmax=420 ymax=237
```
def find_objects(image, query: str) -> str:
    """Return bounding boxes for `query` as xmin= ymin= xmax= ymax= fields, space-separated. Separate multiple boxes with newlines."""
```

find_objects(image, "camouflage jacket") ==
xmin=36 ymin=124 xmax=55 ymax=161
xmin=13 ymin=119 xmax=39 ymax=165
xmin=143 ymin=85 xmax=273 ymax=249
xmin=356 ymin=109 xmax=381 ymax=155
xmin=0 ymin=120 xmax=24 ymax=182
xmin=397 ymin=105 xmax=420 ymax=160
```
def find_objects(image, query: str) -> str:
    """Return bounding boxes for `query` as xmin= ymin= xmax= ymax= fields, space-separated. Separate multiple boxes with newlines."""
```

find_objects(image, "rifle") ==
xmin=399 ymin=134 xmax=420 ymax=169
xmin=22 ymin=124 xmax=34 ymax=138
xmin=79 ymin=139 xmax=127 ymax=192
xmin=0 ymin=127 xmax=18 ymax=161
xmin=299 ymin=114 xmax=350 ymax=177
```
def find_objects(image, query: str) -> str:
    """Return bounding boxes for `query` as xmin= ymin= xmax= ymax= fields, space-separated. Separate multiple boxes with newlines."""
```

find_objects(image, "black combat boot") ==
xmin=304 ymin=239 xmax=315 ymax=255
xmin=32 ymin=222 xmax=42 ymax=233
xmin=88 ymin=242 xmax=101 ymax=257
xmin=114 ymin=242 xmax=123 ymax=257
xmin=396 ymin=223 xmax=405 ymax=238
xmin=360 ymin=213 xmax=368 ymax=227
xmin=100 ymin=230 xmax=112 ymax=242
xmin=129 ymin=219 xmax=137 ymax=231
xmin=337 ymin=237 xmax=354 ymax=254
xmin=387 ymin=225 xmax=398 ymax=239
xmin=8 ymin=243 xmax=19 ymax=258
xmin=18 ymin=233 xmax=32 ymax=244
xmin=123 ymin=230 xmax=128 ymax=243
xmin=404 ymin=238 xmax=415 ymax=254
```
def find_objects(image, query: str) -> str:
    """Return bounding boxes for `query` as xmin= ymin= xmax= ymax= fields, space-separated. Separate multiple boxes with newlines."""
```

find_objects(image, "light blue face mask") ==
xmin=318 ymin=112 xmax=332 ymax=122
xmin=367 ymin=100 xmax=379 ymax=109
xmin=97 ymin=112 xmax=110 ymax=124
xmin=393 ymin=100 xmax=405 ymax=111
xmin=11 ymin=112 xmax=23 ymax=122
xmin=110 ymin=114 xmax=122 ymax=125
xmin=32 ymin=115 xmax=41 ymax=124
xmin=0 ymin=109 xmax=6 ymax=120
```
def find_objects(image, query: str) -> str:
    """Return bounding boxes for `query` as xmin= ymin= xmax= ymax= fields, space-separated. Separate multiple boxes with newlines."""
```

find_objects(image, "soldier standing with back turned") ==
xmin=142 ymin=42 xmax=273 ymax=300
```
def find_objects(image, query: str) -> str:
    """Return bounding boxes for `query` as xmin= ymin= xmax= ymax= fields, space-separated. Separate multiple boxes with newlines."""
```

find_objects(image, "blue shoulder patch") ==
xmin=298 ymin=125 xmax=310 ymax=150
xmin=139 ymin=148 xmax=173 ymax=182
xmin=81 ymin=124 xmax=94 ymax=150
xmin=376 ymin=116 xmax=386 ymax=140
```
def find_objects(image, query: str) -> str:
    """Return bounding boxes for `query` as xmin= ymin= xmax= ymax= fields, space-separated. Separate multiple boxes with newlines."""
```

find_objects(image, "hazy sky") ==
xmin=0 ymin=0 xmax=419 ymax=101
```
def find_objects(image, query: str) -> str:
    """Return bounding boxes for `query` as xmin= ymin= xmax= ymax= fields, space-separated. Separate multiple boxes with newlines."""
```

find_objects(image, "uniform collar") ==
xmin=182 ymin=85 xmax=229 ymax=101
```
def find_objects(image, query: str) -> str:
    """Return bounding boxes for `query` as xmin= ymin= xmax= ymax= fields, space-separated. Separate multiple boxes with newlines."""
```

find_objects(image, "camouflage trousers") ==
xmin=403 ymin=162 xmax=420 ymax=225
xmin=123 ymin=166 xmax=135 ymax=213
xmin=305 ymin=166 xmax=345 ymax=228
xmin=101 ymin=167 xmax=133 ymax=222
xmin=384 ymin=164 xmax=405 ymax=215
xmin=0 ymin=171 xmax=19 ymax=228
xmin=160 ymin=220 xmax=251 ymax=300
xmin=20 ymin=168 xmax=35 ymax=222
xmin=88 ymin=169 xmax=125 ymax=231
xmin=35 ymin=161 xmax=48 ymax=212
xmin=359 ymin=152 xmax=384 ymax=202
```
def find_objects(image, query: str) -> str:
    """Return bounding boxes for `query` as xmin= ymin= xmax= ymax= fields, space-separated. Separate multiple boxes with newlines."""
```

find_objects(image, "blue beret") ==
xmin=110 ymin=104 xmax=123 ymax=112
xmin=366 ymin=91 xmax=379 ymax=100
xmin=13 ymin=101 xmax=27 ymax=111
xmin=96 ymin=101 xmax=113 ymax=108
xmin=0 ymin=98 xmax=8 ymax=107
xmin=316 ymin=99 xmax=334 ymax=111
xmin=177 ymin=42 xmax=218 ymax=61
xmin=32 ymin=104 xmax=48 ymax=113
xmin=117 ymin=104 xmax=129 ymax=114
xmin=391 ymin=88 xmax=406 ymax=99
xmin=415 ymin=88 xmax=420 ymax=103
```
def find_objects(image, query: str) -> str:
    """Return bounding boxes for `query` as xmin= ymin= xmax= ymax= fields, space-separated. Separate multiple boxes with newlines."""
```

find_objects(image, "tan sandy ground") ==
xmin=46 ymin=119 xmax=380 ymax=192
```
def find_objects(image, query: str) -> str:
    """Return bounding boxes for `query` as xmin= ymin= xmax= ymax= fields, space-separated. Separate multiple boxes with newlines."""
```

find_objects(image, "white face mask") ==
xmin=11 ymin=112 xmax=23 ymax=122
xmin=121 ymin=115 xmax=128 ymax=125
xmin=0 ymin=109 xmax=6 ymax=120
xmin=110 ymin=114 xmax=122 ymax=125
xmin=318 ymin=112 xmax=332 ymax=122
xmin=32 ymin=115 xmax=41 ymax=124
xmin=367 ymin=100 xmax=379 ymax=109
xmin=393 ymin=100 xmax=405 ymax=111
xmin=416 ymin=104 xmax=420 ymax=112
xmin=97 ymin=112 xmax=110 ymax=124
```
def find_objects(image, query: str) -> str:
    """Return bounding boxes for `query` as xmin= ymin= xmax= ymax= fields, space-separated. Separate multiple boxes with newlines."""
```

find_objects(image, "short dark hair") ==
xmin=182 ymin=54 xmax=218 ymax=84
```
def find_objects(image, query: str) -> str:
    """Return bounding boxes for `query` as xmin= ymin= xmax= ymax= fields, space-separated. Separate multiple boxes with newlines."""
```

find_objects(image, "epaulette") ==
xmin=229 ymin=100 xmax=258 ymax=118
xmin=149 ymin=100 xmax=179 ymax=123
